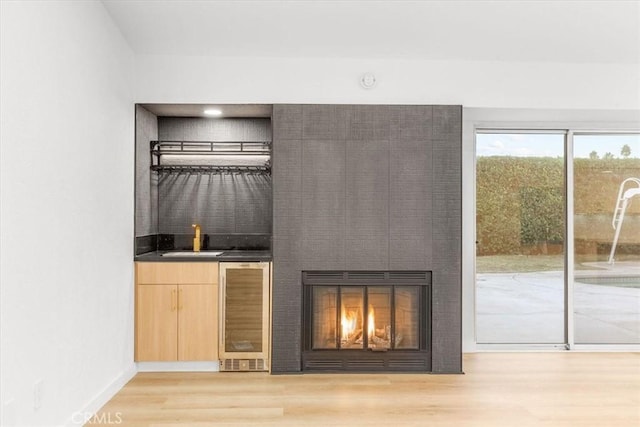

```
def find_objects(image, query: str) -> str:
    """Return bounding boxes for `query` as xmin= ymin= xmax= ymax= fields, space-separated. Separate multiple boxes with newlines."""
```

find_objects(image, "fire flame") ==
xmin=341 ymin=310 xmax=357 ymax=339
xmin=340 ymin=307 xmax=376 ymax=341
xmin=367 ymin=307 xmax=375 ymax=340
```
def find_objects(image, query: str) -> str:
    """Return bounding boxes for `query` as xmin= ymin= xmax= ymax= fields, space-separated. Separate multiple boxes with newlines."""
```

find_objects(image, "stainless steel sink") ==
xmin=161 ymin=251 xmax=224 ymax=257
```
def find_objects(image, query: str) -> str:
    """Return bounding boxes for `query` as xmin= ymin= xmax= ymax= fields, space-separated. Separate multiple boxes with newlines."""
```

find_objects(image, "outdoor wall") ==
xmin=0 ymin=2 xmax=134 ymax=426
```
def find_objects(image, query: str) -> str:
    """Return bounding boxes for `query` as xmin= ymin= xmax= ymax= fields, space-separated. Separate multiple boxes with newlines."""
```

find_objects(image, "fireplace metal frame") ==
xmin=302 ymin=271 xmax=432 ymax=372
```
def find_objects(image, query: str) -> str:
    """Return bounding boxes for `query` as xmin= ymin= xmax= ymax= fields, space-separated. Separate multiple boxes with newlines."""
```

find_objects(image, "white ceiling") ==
xmin=102 ymin=0 xmax=640 ymax=64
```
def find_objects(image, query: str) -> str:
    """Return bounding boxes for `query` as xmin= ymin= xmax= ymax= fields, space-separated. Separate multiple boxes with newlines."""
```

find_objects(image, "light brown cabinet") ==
xmin=135 ymin=262 xmax=218 ymax=362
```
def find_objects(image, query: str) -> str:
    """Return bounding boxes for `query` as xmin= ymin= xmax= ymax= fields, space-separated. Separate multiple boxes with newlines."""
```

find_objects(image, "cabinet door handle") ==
xmin=178 ymin=288 xmax=184 ymax=310
xmin=171 ymin=289 xmax=177 ymax=311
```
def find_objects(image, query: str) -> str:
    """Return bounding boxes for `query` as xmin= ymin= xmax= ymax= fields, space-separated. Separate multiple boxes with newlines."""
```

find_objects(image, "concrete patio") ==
xmin=476 ymin=262 xmax=640 ymax=344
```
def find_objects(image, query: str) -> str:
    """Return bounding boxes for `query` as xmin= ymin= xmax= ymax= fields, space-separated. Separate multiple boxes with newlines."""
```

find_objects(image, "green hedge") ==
xmin=476 ymin=157 xmax=640 ymax=255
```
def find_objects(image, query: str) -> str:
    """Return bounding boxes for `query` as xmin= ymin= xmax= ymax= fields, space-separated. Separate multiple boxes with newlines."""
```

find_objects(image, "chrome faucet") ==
xmin=192 ymin=223 xmax=201 ymax=252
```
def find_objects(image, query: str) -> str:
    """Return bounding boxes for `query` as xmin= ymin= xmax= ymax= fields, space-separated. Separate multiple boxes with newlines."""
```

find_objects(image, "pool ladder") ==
xmin=608 ymin=177 xmax=640 ymax=264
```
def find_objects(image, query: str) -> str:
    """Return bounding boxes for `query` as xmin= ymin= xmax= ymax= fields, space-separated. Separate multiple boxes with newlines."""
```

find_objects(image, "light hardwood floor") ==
xmin=91 ymin=353 xmax=640 ymax=426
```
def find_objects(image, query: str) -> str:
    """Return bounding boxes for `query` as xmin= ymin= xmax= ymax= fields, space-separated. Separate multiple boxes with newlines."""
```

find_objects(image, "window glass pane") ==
xmin=573 ymin=134 xmax=640 ymax=344
xmin=476 ymin=133 xmax=565 ymax=344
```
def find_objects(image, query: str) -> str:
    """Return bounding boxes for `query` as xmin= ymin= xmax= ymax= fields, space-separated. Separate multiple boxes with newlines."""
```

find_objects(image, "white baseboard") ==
xmin=64 ymin=364 xmax=137 ymax=427
xmin=469 ymin=344 xmax=640 ymax=352
xmin=136 ymin=361 xmax=220 ymax=372
xmin=61 ymin=361 xmax=219 ymax=426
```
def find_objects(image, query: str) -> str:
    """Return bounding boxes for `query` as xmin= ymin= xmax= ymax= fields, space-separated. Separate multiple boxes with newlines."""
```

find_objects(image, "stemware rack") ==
xmin=150 ymin=140 xmax=271 ymax=174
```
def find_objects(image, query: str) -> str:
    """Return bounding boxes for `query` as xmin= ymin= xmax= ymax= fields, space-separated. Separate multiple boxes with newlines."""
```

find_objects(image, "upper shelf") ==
xmin=150 ymin=140 xmax=271 ymax=174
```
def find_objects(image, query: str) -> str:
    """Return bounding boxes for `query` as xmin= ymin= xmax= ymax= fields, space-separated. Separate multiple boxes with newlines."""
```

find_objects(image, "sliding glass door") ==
xmin=476 ymin=131 xmax=640 ymax=346
xmin=475 ymin=132 xmax=566 ymax=344
xmin=572 ymin=134 xmax=640 ymax=344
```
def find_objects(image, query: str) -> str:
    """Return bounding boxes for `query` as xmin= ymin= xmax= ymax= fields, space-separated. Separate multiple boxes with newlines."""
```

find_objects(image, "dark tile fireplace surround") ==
xmin=271 ymin=105 xmax=462 ymax=374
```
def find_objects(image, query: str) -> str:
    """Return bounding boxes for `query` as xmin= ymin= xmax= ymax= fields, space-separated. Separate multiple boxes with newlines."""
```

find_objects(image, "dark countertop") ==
xmin=135 ymin=250 xmax=272 ymax=262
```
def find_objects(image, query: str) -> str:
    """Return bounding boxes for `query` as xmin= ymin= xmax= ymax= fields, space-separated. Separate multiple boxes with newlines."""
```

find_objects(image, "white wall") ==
xmin=0 ymin=1 xmax=134 ymax=426
xmin=135 ymin=55 xmax=640 ymax=110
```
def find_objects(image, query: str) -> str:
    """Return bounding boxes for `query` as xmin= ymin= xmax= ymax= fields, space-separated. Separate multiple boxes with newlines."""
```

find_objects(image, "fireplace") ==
xmin=272 ymin=104 xmax=462 ymax=374
xmin=302 ymin=271 xmax=431 ymax=372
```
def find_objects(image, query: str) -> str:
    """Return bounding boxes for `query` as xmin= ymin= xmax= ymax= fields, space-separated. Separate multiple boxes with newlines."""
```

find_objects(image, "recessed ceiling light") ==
xmin=204 ymin=109 xmax=222 ymax=116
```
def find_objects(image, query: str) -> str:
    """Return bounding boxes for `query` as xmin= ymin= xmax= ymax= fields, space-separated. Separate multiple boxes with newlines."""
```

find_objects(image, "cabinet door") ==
xmin=178 ymin=284 xmax=218 ymax=361
xmin=136 ymin=285 xmax=178 ymax=361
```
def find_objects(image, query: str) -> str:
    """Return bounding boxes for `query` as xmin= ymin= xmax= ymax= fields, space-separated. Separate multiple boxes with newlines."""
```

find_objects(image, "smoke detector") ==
xmin=360 ymin=72 xmax=377 ymax=89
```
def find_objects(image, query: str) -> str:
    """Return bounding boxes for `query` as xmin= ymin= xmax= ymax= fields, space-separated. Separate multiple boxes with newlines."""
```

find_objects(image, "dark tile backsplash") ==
xmin=159 ymin=233 xmax=271 ymax=251
xmin=158 ymin=117 xmax=271 ymax=142
xmin=136 ymin=233 xmax=270 ymax=254
xmin=158 ymin=173 xmax=272 ymax=235
xmin=135 ymin=106 xmax=158 ymax=237
xmin=135 ymin=234 xmax=158 ymax=255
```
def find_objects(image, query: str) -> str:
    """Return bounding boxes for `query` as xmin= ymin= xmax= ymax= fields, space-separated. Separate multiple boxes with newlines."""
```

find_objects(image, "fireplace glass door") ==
xmin=311 ymin=286 xmax=419 ymax=351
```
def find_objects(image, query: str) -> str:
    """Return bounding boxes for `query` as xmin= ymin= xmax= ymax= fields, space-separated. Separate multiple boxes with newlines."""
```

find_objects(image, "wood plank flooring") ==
xmin=91 ymin=353 xmax=640 ymax=426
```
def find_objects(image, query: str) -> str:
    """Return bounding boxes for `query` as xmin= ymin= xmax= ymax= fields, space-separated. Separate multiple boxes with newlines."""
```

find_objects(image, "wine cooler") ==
xmin=219 ymin=262 xmax=271 ymax=371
